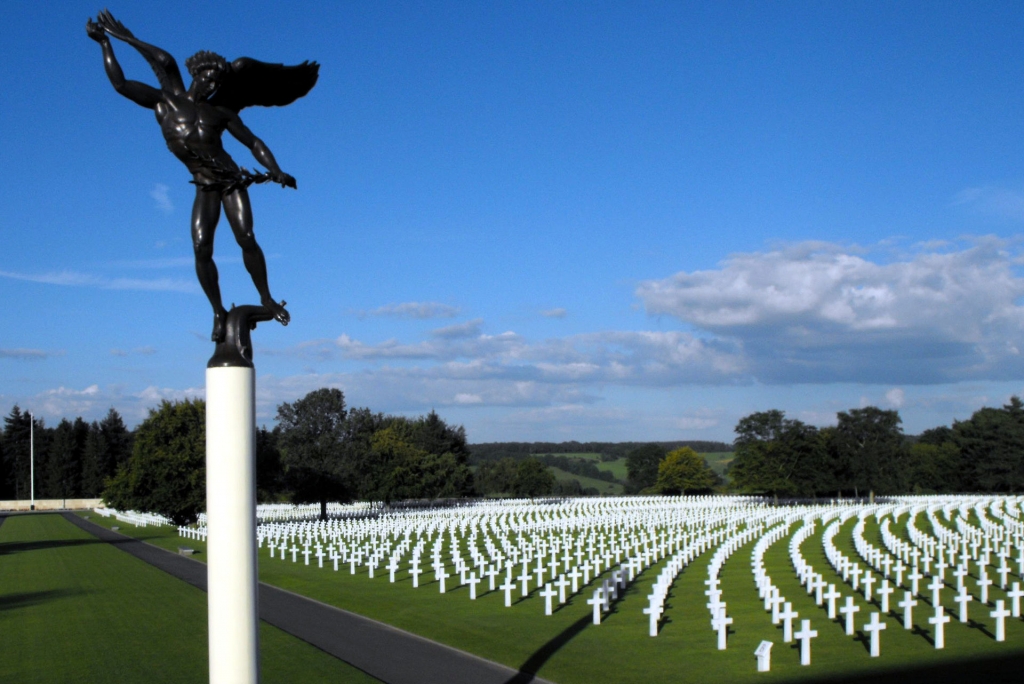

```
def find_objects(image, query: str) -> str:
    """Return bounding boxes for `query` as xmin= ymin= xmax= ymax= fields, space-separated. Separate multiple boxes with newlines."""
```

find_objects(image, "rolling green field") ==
xmin=76 ymin=506 xmax=1024 ymax=683
xmin=548 ymin=465 xmax=624 ymax=495
xmin=551 ymin=451 xmax=734 ymax=483
xmin=0 ymin=513 xmax=377 ymax=684
xmin=702 ymin=451 xmax=735 ymax=478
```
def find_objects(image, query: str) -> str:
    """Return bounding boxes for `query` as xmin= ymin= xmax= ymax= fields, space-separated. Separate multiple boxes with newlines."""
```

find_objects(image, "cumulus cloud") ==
xmin=150 ymin=183 xmax=174 ymax=214
xmin=636 ymin=238 xmax=1024 ymax=383
xmin=14 ymin=383 xmax=205 ymax=426
xmin=271 ymin=328 xmax=744 ymax=400
xmin=358 ymin=302 xmax=460 ymax=319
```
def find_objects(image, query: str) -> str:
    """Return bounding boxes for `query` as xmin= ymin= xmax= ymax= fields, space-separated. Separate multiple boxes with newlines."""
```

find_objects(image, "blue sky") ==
xmin=4 ymin=1 xmax=1024 ymax=442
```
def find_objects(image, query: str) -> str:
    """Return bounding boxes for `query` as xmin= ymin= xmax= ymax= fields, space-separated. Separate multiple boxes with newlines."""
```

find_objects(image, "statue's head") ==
xmin=185 ymin=51 xmax=228 ymax=100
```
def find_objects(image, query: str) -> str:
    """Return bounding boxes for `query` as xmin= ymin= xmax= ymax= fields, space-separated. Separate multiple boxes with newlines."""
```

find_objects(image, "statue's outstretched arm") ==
xmin=92 ymin=10 xmax=185 ymax=95
xmin=226 ymin=114 xmax=297 ymax=189
xmin=87 ymin=18 xmax=161 ymax=109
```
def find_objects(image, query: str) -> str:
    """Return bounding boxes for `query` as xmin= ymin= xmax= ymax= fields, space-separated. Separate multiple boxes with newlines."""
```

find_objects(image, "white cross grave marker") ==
xmin=928 ymin=605 xmax=951 ymax=649
xmin=898 ymin=591 xmax=917 ymax=630
xmin=794 ymin=620 xmax=817 ymax=666
xmin=864 ymin=612 xmax=887 ymax=657
xmin=991 ymin=599 xmax=1011 ymax=642
xmin=840 ymin=596 xmax=860 ymax=636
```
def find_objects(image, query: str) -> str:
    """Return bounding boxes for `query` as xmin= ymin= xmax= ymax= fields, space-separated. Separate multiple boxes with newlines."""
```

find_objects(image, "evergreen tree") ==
xmin=47 ymin=418 xmax=87 ymax=499
xmin=2 ymin=406 xmax=41 ymax=500
xmin=80 ymin=422 xmax=109 ymax=497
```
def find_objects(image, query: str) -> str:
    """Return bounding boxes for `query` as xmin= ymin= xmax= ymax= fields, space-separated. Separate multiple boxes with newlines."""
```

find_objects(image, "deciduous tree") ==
xmin=276 ymin=388 xmax=352 ymax=519
xmin=655 ymin=447 xmax=716 ymax=495
xmin=104 ymin=399 xmax=205 ymax=524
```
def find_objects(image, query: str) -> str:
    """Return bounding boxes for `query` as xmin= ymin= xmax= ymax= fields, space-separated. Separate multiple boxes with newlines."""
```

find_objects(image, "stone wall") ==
xmin=0 ymin=499 xmax=103 ymax=511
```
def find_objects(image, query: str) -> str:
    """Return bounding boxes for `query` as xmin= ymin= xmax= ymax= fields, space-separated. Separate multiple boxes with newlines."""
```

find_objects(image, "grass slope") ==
xmin=0 ymin=514 xmax=377 ymax=684
xmin=547 ymin=465 xmax=624 ymax=495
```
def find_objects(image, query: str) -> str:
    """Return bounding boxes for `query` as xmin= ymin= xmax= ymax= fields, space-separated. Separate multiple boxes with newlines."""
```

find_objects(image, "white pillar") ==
xmin=206 ymin=366 xmax=259 ymax=684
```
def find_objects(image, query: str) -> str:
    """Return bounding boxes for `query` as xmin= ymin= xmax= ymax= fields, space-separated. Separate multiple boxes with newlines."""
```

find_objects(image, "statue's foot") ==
xmin=262 ymin=298 xmax=290 ymax=326
xmin=212 ymin=310 xmax=228 ymax=342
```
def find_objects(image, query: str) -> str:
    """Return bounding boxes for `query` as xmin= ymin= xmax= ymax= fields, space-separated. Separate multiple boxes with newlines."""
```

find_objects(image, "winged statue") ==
xmin=87 ymin=10 xmax=319 ymax=342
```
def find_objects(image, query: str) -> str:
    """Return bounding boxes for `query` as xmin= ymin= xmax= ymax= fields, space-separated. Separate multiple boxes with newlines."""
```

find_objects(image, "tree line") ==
xmin=469 ymin=440 xmax=731 ymax=463
xmin=726 ymin=399 xmax=1024 ymax=500
xmin=1 ymin=406 xmax=132 ymax=501
xmin=8 ymin=392 xmax=1024 ymax=521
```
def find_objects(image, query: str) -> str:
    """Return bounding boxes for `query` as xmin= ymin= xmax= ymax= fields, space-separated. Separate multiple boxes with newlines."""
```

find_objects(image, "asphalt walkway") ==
xmin=62 ymin=513 xmax=552 ymax=684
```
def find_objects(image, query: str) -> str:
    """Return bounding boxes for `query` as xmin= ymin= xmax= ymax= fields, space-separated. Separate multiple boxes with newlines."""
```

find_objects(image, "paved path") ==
xmin=62 ymin=513 xmax=552 ymax=684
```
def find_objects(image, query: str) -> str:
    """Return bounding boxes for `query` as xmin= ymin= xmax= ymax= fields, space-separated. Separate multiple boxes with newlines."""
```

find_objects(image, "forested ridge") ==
xmin=468 ymin=441 xmax=732 ymax=462
xmin=6 ymin=394 xmax=1024 ymax=522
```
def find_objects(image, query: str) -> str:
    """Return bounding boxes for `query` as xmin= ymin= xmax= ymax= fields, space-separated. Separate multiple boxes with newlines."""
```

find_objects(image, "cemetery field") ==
xmin=0 ymin=513 xmax=378 ymax=684
xmin=89 ymin=497 xmax=1024 ymax=683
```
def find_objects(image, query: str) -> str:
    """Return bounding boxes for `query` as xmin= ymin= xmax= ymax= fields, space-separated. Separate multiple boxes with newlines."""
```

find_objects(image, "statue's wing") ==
xmin=209 ymin=58 xmax=319 ymax=113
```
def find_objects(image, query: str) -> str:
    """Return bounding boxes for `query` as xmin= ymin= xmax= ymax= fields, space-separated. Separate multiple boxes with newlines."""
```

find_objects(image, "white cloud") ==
xmin=541 ymin=308 xmax=568 ymax=318
xmin=636 ymin=238 xmax=1024 ymax=383
xmin=431 ymin=319 xmax=484 ymax=339
xmin=150 ymin=183 xmax=174 ymax=214
xmin=0 ymin=269 xmax=198 ymax=293
xmin=14 ymin=383 xmax=205 ymax=426
xmin=358 ymin=302 xmax=460 ymax=319
xmin=885 ymin=387 xmax=906 ymax=408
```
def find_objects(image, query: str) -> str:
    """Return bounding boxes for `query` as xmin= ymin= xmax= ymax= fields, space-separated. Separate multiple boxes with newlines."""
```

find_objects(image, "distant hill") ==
xmin=467 ymin=441 xmax=733 ymax=464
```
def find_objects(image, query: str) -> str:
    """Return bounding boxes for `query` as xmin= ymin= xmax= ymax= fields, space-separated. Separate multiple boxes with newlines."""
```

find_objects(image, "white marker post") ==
xmin=206 ymin=308 xmax=272 ymax=684
xmin=28 ymin=411 xmax=35 ymax=511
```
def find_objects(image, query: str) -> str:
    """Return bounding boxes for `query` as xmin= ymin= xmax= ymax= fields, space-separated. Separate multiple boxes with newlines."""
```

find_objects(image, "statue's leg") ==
xmin=223 ymin=188 xmax=289 ymax=325
xmin=192 ymin=188 xmax=228 ymax=342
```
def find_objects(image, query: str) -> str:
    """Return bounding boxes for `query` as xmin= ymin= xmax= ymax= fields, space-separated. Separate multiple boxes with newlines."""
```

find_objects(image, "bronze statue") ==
xmin=87 ymin=10 xmax=318 ymax=343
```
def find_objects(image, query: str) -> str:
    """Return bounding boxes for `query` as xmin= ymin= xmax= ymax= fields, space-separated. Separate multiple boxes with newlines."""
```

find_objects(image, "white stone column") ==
xmin=206 ymin=365 xmax=259 ymax=684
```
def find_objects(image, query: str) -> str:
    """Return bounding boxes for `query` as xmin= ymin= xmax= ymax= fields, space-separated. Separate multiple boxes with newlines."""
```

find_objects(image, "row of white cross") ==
xmin=168 ymin=493 xmax=1024 ymax=671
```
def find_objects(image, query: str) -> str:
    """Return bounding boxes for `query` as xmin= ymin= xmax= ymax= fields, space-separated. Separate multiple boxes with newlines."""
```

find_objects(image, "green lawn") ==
xmin=79 ymin=507 xmax=1024 ymax=683
xmin=0 ymin=513 xmax=378 ymax=684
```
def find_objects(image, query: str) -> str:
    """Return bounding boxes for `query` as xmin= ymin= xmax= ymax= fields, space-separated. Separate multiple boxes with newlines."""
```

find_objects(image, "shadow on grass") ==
xmin=787 ymin=650 xmax=1024 ymax=684
xmin=0 ymin=588 xmax=83 ymax=611
xmin=0 ymin=538 xmax=104 ymax=555
xmin=504 ymin=613 xmax=593 ymax=684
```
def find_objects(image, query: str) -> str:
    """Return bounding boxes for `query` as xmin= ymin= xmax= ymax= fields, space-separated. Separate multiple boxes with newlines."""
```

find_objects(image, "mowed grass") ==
xmin=0 ymin=514 xmax=378 ymax=684
xmin=81 ymin=509 xmax=1024 ymax=683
